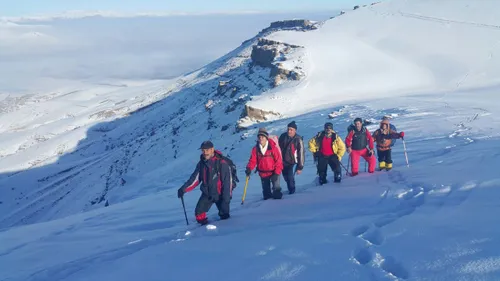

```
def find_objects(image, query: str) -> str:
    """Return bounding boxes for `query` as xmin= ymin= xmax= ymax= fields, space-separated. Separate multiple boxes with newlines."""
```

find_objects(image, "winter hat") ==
xmin=324 ymin=122 xmax=333 ymax=129
xmin=287 ymin=121 xmax=297 ymax=130
xmin=257 ymin=127 xmax=269 ymax=138
xmin=200 ymin=140 xmax=214 ymax=149
xmin=353 ymin=117 xmax=363 ymax=124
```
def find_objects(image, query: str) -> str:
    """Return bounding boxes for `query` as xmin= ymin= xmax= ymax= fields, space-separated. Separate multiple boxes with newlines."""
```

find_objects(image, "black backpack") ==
xmin=214 ymin=151 xmax=239 ymax=190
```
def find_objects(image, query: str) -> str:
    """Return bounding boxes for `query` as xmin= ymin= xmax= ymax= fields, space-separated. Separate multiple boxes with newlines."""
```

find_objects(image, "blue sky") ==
xmin=1 ymin=0 xmax=374 ymax=16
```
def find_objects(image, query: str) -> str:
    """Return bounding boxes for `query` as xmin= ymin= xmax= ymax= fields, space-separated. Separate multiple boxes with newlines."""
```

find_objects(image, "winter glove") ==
xmin=177 ymin=188 xmax=184 ymax=198
xmin=400 ymin=132 xmax=405 ymax=138
xmin=245 ymin=167 xmax=252 ymax=177
xmin=368 ymin=149 xmax=374 ymax=157
xmin=313 ymin=152 xmax=319 ymax=164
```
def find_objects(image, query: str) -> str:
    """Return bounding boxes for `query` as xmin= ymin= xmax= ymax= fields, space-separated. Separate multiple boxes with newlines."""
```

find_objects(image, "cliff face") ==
xmin=261 ymin=19 xmax=318 ymax=34
xmin=250 ymin=38 xmax=304 ymax=88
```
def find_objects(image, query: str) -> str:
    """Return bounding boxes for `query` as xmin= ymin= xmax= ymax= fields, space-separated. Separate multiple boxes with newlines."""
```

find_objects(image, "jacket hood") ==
xmin=380 ymin=119 xmax=390 ymax=129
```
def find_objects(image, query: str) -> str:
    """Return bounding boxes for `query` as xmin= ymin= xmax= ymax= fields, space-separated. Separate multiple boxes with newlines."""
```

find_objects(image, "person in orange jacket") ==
xmin=372 ymin=117 xmax=405 ymax=170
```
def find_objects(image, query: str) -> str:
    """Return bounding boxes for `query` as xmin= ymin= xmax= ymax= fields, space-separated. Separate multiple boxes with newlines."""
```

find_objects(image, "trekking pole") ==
xmin=339 ymin=161 xmax=351 ymax=176
xmin=180 ymin=196 xmax=189 ymax=225
xmin=402 ymin=138 xmax=410 ymax=167
xmin=241 ymin=176 xmax=250 ymax=205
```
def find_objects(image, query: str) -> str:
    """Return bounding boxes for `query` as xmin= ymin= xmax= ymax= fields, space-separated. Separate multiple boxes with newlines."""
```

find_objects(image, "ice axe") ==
xmin=241 ymin=176 xmax=250 ymax=205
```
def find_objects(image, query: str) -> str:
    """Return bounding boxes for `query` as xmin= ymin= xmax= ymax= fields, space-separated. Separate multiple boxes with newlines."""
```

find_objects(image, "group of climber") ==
xmin=177 ymin=116 xmax=405 ymax=225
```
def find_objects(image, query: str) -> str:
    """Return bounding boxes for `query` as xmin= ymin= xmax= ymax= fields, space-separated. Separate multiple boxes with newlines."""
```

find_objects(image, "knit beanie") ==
xmin=257 ymin=127 xmax=269 ymax=138
xmin=287 ymin=121 xmax=297 ymax=130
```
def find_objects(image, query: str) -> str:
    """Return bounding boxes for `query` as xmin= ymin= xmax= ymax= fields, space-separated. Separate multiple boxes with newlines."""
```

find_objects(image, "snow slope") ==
xmin=248 ymin=0 xmax=500 ymax=117
xmin=2 ymin=0 xmax=500 ymax=280
xmin=2 ymin=91 xmax=500 ymax=281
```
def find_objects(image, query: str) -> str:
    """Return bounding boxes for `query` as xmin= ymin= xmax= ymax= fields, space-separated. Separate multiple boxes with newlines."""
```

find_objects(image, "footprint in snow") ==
xmin=380 ymin=255 xmax=410 ymax=279
xmin=352 ymin=247 xmax=373 ymax=265
xmin=351 ymin=225 xmax=370 ymax=237
xmin=361 ymin=228 xmax=385 ymax=246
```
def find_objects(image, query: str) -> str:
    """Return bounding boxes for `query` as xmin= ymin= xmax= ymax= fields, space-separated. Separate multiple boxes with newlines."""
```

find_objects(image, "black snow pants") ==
xmin=195 ymin=194 xmax=230 ymax=222
xmin=377 ymin=149 xmax=392 ymax=164
xmin=317 ymin=154 xmax=341 ymax=184
xmin=282 ymin=165 xmax=296 ymax=194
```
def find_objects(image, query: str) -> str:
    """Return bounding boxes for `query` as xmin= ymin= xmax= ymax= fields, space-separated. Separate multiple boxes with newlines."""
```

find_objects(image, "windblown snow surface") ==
xmin=2 ymin=0 xmax=500 ymax=280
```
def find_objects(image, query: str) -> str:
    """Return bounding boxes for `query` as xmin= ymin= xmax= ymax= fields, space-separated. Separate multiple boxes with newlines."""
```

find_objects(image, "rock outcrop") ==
xmin=250 ymin=38 xmax=304 ymax=87
xmin=260 ymin=20 xmax=318 ymax=34
xmin=217 ymin=80 xmax=239 ymax=98
xmin=237 ymin=105 xmax=282 ymax=130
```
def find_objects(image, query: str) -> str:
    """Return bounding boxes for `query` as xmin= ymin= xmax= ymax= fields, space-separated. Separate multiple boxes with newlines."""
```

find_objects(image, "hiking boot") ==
xmin=219 ymin=213 xmax=230 ymax=220
xmin=386 ymin=163 xmax=392 ymax=171
xmin=272 ymin=189 xmax=283 ymax=199
xmin=334 ymin=173 xmax=341 ymax=183
xmin=379 ymin=161 xmax=386 ymax=171
xmin=319 ymin=177 xmax=328 ymax=185
xmin=197 ymin=218 xmax=208 ymax=225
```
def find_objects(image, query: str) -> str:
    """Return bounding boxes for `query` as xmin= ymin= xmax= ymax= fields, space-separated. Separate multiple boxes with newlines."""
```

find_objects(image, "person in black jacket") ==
xmin=278 ymin=121 xmax=305 ymax=194
xmin=177 ymin=141 xmax=232 ymax=225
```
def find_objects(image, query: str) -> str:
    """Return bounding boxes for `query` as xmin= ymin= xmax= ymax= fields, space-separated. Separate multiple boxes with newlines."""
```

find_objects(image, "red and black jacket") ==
xmin=345 ymin=127 xmax=374 ymax=151
xmin=278 ymin=133 xmax=305 ymax=169
xmin=180 ymin=151 xmax=232 ymax=202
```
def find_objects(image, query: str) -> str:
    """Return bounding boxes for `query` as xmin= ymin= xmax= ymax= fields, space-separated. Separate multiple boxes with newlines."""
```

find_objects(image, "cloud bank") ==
xmin=0 ymin=12 xmax=335 ymax=94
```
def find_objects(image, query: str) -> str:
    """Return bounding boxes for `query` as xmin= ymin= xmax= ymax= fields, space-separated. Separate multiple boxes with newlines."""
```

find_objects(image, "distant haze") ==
xmin=0 ymin=11 xmax=337 ymax=94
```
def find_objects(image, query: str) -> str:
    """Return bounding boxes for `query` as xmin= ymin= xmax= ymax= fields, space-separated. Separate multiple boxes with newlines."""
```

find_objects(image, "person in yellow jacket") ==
xmin=308 ymin=122 xmax=346 ymax=184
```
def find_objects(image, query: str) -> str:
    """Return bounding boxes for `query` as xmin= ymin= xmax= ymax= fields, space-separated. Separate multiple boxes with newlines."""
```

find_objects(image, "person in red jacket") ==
xmin=345 ymin=118 xmax=376 ymax=175
xmin=246 ymin=127 xmax=284 ymax=199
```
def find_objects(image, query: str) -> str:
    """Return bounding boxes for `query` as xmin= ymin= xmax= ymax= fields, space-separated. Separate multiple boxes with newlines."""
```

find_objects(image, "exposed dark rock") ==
xmin=251 ymin=45 xmax=279 ymax=68
xmin=217 ymin=81 xmax=240 ymax=98
xmin=225 ymin=95 xmax=248 ymax=114
xmin=217 ymin=81 xmax=230 ymax=95
xmin=260 ymin=20 xmax=318 ymax=34
xmin=207 ymin=117 xmax=217 ymax=130
xmin=270 ymin=63 xmax=302 ymax=87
